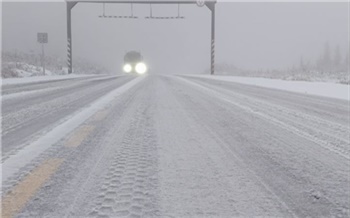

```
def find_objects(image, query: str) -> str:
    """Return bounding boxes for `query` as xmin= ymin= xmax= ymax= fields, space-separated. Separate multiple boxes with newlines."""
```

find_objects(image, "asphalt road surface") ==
xmin=2 ymin=75 xmax=349 ymax=218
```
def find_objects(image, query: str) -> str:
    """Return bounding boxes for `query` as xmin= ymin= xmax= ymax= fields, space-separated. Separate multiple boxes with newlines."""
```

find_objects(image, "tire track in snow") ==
xmin=49 ymin=77 xmax=160 ymax=217
xmin=2 ymin=76 xmax=146 ymax=183
xmin=89 ymin=97 xmax=159 ymax=218
xmin=156 ymin=76 xmax=298 ymax=217
xmin=167 ymin=76 xmax=349 ymax=217
xmin=2 ymin=77 xmax=134 ymax=161
xmin=176 ymin=76 xmax=350 ymax=161
xmin=2 ymin=78 xmax=121 ymax=136
xmin=190 ymin=79 xmax=350 ymax=160
xmin=9 ymin=82 xmax=143 ymax=218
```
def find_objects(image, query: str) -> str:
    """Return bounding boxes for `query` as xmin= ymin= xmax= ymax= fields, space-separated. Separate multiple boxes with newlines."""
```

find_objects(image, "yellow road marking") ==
xmin=65 ymin=125 xmax=95 ymax=148
xmin=1 ymin=158 xmax=64 ymax=218
xmin=91 ymin=110 xmax=109 ymax=122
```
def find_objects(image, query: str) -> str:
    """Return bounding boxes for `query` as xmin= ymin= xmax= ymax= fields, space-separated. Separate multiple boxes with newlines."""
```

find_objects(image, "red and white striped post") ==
xmin=206 ymin=1 xmax=216 ymax=75
xmin=67 ymin=1 xmax=77 ymax=74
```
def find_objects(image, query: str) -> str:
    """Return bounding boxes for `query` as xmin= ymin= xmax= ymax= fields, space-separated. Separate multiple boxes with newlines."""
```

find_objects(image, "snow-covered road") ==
xmin=2 ymin=75 xmax=349 ymax=217
xmin=2 ymin=75 xmax=135 ymax=160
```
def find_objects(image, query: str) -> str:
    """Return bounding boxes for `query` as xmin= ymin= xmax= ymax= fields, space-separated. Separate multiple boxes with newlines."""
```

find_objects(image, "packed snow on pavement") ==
xmin=2 ymin=75 xmax=349 ymax=217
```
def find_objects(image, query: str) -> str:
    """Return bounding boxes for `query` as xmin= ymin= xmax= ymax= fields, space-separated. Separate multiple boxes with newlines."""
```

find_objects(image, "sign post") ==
xmin=37 ymin=32 xmax=48 ymax=75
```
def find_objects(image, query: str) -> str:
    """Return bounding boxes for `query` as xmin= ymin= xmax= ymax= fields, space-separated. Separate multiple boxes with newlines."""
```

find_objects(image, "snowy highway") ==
xmin=2 ymin=75 xmax=349 ymax=217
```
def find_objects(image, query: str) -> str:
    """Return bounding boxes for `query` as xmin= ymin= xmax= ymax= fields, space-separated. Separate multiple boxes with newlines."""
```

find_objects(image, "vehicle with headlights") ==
xmin=123 ymin=51 xmax=148 ymax=74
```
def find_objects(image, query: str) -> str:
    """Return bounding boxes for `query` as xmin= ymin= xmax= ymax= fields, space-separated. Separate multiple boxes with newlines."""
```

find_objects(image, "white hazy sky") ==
xmin=2 ymin=1 xmax=349 ymax=74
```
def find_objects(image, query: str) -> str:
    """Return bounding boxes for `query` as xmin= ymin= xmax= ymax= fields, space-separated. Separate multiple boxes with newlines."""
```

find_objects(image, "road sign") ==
xmin=37 ymin=32 xmax=48 ymax=43
xmin=196 ymin=0 xmax=205 ymax=7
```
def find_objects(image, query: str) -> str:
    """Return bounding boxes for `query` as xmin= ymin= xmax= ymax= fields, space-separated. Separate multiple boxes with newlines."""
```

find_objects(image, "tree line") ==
xmin=300 ymin=42 xmax=349 ymax=72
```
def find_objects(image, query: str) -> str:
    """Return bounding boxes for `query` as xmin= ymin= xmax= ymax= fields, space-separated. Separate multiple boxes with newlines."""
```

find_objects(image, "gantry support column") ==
xmin=67 ymin=1 xmax=77 ymax=74
xmin=206 ymin=1 xmax=216 ymax=75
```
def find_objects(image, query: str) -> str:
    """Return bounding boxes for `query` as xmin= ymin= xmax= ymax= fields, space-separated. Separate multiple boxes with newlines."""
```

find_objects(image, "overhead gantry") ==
xmin=66 ymin=0 xmax=217 ymax=74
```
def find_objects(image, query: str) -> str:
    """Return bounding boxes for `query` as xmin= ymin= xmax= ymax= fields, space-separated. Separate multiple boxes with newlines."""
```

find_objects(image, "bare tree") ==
xmin=344 ymin=50 xmax=349 ymax=70
xmin=333 ymin=45 xmax=342 ymax=70
xmin=317 ymin=41 xmax=332 ymax=71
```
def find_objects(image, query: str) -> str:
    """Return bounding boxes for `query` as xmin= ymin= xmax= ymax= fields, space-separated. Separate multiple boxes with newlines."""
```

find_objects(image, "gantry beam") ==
xmin=66 ymin=0 xmax=216 ymax=75
xmin=66 ymin=0 xmax=214 ymax=3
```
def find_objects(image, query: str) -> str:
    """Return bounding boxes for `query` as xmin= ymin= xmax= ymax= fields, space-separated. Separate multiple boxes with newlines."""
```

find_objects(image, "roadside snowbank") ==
xmin=1 ymin=74 xmax=104 ymax=86
xmin=185 ymin=75 xmax=349 ymax=100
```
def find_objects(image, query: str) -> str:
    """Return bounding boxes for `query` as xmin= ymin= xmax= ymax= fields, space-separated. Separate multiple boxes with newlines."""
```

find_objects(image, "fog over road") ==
xmin=2 ymin=75 xmax=349 ymax=217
